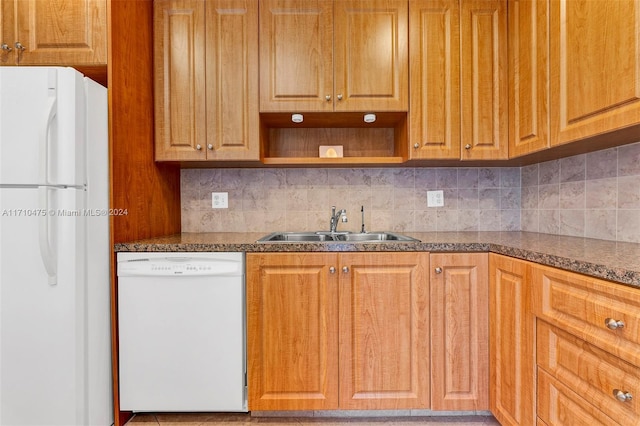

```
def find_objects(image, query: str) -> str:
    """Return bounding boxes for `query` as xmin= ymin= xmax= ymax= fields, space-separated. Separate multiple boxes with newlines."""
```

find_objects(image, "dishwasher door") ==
xmin=117 ymin=252 xmax=247 ymax=412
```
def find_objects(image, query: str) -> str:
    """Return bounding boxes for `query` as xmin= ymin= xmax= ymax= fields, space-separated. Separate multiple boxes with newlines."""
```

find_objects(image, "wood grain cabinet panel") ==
xmin=246 ymin=253 xmax=340 ymax=411
xmin=409 ymin=0 xmax=461 ymax=160
xmin=508 ymin=0 xmax=549 ymax=158
xmin=489 ymin=254 xmax=535 ymax=426
xmin=430 ymin=253 xmax=489 ymax=411
xmin=247 ymin=252 xmax=429 ymax=411
xmin=537 ymin=321 xmax=640 ymax=425
xmin=549 ymin=0 xmax=640 ymax=147
xmin=339 ymin=252 xmax=430 ymax=410
xmin=259 ymin=0 xmax=408 ymax=112
xmin=0 ymin=0 xmax=106 ymax=66
xmin=460 ymin=0 xmax=508 ymax=160
xmin=154 ymin=0 xmax=259 ymax=161
xmin=537 ymin=369 xmax=619 ymax=426
xmin=531 ymin=263 xmax=640 ymax=367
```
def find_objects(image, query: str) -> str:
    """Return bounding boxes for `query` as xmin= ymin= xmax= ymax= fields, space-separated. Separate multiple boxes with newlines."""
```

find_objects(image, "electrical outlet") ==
xmin=212 ymin=192 xmax=229 ymax=209
xmin=427 ymin=190 xmax=444 ymax=207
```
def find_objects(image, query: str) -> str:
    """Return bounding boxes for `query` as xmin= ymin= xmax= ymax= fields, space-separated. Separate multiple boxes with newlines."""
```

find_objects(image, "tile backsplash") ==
xmin=181 ymin=167 xmax=521 ymax=233
xmin=521 ymin=141 xmax=640 ymax=243
xmin=181 ymin=140 xmax=640 ymax=243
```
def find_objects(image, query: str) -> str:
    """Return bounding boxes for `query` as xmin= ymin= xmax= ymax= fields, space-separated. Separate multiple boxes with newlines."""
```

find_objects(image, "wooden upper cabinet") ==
xmin=339 ymin=252 xmax=430 ymax=410
xmin=489 ymin=254 xmax=535 ymax=426
xmin=549 ymin=0 xmax=640 ymax=147
xmin=460 ymin=0 xmax=508 ymax=160
xmin=259 ymin=0 xmax=333 ymax=112
xmin=205 ymin=0 xmax=259 ymax=160
xmin=259 ymin=0 xmax=409 ymax=112
xmin=333 ymin=0 xmax=409 ymax=112
xmin=508 ymin=0 xmax=549 ymax=158
xmin=0 ymin=0 xmax=106 ymax=66
xmin=154 ymin=0 xmax=259 ymax=161
xmin=154 ymin=0 xmax=207 ymax=161
xmin=430 ymin=253 xmax=489 ymax=411
xmin=409 ymin=0 xmax=461 ymax=160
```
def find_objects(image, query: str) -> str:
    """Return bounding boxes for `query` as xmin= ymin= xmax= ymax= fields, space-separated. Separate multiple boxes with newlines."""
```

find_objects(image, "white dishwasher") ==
xmin=117 ymin=252 xmax=247 ymax=412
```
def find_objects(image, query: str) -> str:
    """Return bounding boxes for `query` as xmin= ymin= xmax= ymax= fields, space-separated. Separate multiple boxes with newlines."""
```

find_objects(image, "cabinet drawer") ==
xmin=531 ymin=263 xmax=640 ymax=366
xmin=537 ymin=369 xmax=618 ymax=426
xmin=537 ymin=321 xmax=640 ymax=425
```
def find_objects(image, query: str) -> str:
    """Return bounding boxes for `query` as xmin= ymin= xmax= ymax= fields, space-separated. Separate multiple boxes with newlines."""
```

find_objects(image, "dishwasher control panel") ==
xmin=117 ymin=253 xmax=244 ymax=277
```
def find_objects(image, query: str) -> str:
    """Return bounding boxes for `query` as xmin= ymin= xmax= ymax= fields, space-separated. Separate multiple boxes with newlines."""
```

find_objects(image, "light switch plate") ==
xmin=212 ymin=192 xmax=228 ymax=209
xmin=427 ymin=190 xmax=444 ymax=207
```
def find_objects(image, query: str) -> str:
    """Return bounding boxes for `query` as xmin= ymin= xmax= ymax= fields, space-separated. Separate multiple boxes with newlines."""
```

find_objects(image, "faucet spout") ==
xmin=329 ymin=206 xmax=348 ymax=233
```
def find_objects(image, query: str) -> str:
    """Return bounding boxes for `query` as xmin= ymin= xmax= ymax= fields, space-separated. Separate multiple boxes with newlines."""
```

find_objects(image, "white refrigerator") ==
xmin=0 ymin=67 xmax=112 ymax=426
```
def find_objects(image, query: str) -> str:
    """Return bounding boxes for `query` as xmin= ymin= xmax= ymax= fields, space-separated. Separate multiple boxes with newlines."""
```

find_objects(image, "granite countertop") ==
xmin=114 ymin=231 xmax=640 ymax=289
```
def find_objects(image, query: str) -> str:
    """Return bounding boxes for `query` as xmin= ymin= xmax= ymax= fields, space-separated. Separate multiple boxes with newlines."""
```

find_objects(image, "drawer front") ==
xmin=537 ymin=369 xmax=618 ymax=426
xmin=537 ymin=321 xmax=640 ymax=424
xmin=531 ymin=263 xmax=640 ymax=366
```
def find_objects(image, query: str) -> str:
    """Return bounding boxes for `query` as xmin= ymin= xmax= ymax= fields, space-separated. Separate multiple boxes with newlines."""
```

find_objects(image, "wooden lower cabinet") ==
xmin=430 ymin=253 xmax=489 ymax=411
xmin=489 ymin=254 xmax=535 ymax=426
xmin=246 ymin=252 xmax=430 ymax=411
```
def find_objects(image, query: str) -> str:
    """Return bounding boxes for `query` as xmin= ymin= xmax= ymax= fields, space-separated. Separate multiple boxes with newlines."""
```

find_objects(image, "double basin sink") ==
xmin=257 ymin=231 xmax=419 ymax=243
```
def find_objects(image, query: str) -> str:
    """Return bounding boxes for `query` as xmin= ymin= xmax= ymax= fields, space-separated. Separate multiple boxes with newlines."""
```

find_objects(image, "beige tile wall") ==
xmin=181 ymin=140 xmax=640 ymax=243
xmin=181 ymin=167 xmax=521 ymax=233
xmin=521 ymin=140 xmax=640 ymax=243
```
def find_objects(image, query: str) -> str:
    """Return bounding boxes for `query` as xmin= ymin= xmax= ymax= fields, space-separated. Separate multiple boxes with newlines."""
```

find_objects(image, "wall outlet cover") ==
xmin=212 ymin=192 xmax=229 ymax=209
xmin=427 ymin=190 xmax=444 ymax=207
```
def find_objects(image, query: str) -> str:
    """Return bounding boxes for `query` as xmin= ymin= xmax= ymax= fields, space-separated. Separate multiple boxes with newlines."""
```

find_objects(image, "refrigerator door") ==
xmin=0 ymin=67 xmax=85 ymax=187
xmin=0 ymin=186 xmax=87 ymax=426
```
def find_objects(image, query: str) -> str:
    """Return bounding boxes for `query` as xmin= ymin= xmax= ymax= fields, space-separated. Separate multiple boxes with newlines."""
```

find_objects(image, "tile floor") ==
xmin=126 ymin=413 xmax=500 ymax=426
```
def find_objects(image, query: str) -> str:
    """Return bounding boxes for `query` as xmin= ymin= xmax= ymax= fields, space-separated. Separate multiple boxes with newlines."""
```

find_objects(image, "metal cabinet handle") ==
xmin=605 ymin=318 xmax=625 ymax=330
xmin=342 ymin=266 xmax=349 ymax=273
xmin=464 ymin=144 xmax=471 ymax=150
xmin=325 ymin=95 xmax=331 ymax=101
xmin=414 ymin=143 xmax=420 ymax=149
xmin=14 ymin=42 xmax=26 ymax=51
xmin=329 ymin=266 xmax=336 ymax=274
xmin=207 ymin=144 xmax=213 ymax=150
xmin=337 ymin=94 xmax=343 ymax=101
xmin=196 ymin=144 xmax=202 ymax=150
xmin=1 ymin=43 xmax=12 ymax=52
xmin=434 ymin=267 xmax=442 ymax=274
xmin=613 ymin=389 xmax=633 ymax=402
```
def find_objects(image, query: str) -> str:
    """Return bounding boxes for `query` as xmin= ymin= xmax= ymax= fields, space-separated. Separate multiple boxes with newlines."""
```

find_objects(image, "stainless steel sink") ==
xmin=257 ymin=231 xmax=419 ymax=243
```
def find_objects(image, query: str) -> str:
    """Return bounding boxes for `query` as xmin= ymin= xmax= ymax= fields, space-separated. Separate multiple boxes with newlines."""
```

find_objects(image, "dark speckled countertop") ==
xmin=114 ymin=231 xmax=640 ymax=289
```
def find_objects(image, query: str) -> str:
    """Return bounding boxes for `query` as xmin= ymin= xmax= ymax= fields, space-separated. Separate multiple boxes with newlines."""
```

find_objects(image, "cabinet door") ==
xmin=460 ymin=0 xmax=508 ymax=160
xmin=154 ymin=0 xmax=207 ymax=161
xmin=12 ymin=0 xmax=106 ymax=65
xmin=1 ymin=0 xmax=14 ymax=65
xmin=259 ymin=0 xmax=334 ymax=112
xmin=409 ymin=0 xmax=461 ymax=160
xmin=334 ymin=0 xmax=409 ymax=112
xmin=430 ymin=253 xmax=489 ymax=411
xmin=549 ymin=0 xmax=640 ymax=147
xmin=508 ymin=0 xmax=549 ymax=158
xmin=246 ymin=253 xmax=340 ymax=410
xmin=205 ymin=0 xmax=259 ymax=160
xmin=339 ymin=252 xmax=430 ymax=409
xmin=489 ymin=254 xmax=535 ymax=426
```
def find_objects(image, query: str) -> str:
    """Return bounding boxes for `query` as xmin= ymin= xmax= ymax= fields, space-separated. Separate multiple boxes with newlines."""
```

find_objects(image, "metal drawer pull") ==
xmin=613 ymin=389 xmax=633 ymax=402
xmin=605 ymin=318 xmax=625 ymax=330
xmin=434 ymin=267 xmax=442 ymax=274
xmin=342 ymin=266 xmax=349 ymax=273
xmin=329 ymin=266 xmax=336 ymax=274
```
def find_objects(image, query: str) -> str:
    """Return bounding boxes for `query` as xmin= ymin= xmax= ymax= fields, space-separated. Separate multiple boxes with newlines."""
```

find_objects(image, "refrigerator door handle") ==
xmin=38 ymin=74 xmax=58 ymax=285
xmin=38 ymin=187 xmax=57 ymax=285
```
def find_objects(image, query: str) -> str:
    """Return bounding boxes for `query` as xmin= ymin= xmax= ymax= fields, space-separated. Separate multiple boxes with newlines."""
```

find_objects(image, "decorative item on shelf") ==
xmin=319 ymin=145 xmax=343 ymax=158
